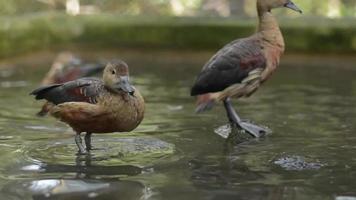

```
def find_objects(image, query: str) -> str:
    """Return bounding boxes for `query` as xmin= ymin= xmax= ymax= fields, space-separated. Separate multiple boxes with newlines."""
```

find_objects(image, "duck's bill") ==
xmin=285 ymin=1 xmax=302 ymax=13
xmin=114 ymin=76 xmax=135 ymax=95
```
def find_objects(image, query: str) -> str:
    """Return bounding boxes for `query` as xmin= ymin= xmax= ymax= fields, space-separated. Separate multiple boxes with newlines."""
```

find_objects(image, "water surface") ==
xmin=0 ymin=49 xmax=355 ymax=200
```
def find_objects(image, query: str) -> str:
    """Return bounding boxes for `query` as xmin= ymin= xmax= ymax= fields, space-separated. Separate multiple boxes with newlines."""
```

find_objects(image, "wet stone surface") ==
xmin=273 ymin=155 xmax=324 ymax=171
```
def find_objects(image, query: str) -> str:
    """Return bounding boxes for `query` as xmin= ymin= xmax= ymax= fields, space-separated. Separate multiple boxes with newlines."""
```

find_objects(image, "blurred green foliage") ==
xmin=0 ymin=1 xmax=355 ymax=57
xmin=0 ymin=14 xmax=355 ymax=58
xmin=0 ymin=0 xmax=355 ymax=17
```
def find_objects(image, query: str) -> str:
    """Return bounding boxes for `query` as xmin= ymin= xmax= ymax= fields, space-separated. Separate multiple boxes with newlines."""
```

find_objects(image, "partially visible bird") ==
xmin=191 ymin=0 xmax=302 ymax=137
xmin=31 ymin=60 xmax=145 ymax=154
xmin=38 ymin=52 xmax=106 ymax=116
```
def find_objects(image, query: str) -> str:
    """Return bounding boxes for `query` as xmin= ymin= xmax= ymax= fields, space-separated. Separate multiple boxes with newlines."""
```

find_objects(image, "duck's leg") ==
xmin=223 ymin=98 xmax=267 ymax=138
xmin=224 ymin=98 xmax=240 ymax=124
xmin=75 ymin=132 xmax=87 ymax=154
xmin=84 ymin=132 xmax=92 ymax=151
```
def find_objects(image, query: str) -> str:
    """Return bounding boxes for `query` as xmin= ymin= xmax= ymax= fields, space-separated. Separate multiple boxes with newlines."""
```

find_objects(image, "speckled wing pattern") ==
xmin=31 ymin=78 xmax=104 ymax=105
xmin=190 ymin=38 xmax=266 ymax=96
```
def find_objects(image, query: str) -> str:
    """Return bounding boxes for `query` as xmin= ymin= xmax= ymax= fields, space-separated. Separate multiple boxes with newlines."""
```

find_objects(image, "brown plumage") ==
xmin=31 ymin=60 xmax=145 ymax=154
xmin=191 ymin=0 xmax=302 ymax=137
xmin=37 ymin=52 xmax=105 ymax=117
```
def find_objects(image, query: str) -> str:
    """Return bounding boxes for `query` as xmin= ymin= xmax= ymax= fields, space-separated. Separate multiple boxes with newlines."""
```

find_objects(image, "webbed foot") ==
xmin=238 ymin=121 xmax=270 ymax=138
xmin=224 ymin=98 xmax=270 ymax=138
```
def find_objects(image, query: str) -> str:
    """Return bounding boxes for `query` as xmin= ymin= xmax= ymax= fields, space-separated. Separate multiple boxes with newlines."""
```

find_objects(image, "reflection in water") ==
xmin=189 ymin=137 xmax=330 ymax=200
xmin=8 ymin=154 xmax=151 ymax=200
xmin=22 ymin=153 xmax=144 ymax=178
xmin=25 ymin=137 xmax=174 ymax=166
xmin=190 ymin=154 xmax=264 ymax=190
xmin=27 ymin=179 xmax=109 ymax=196
xmin=214 ymin=124 xmax=232 ymax=139
xmin=6 ymin=179 xmax=151 ymax=200
xmin=49 ymin=154 xmax=142 ymax=178
xmin=336 ymin=196 xmax=356 ymax=200
xmin=0 ymin=68 xmax=15 ymax=78
xmin=0 ymin=81 xmax=28 ymax=88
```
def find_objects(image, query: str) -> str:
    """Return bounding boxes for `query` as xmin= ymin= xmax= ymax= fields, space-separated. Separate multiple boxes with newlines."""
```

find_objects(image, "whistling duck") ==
xmin=191 ymin=0 xmax=302 ymax=137
xmin=38 ymin=52 xmax=105 ymax=116
xmin=31 ymin=60 xmax=145 ymax=154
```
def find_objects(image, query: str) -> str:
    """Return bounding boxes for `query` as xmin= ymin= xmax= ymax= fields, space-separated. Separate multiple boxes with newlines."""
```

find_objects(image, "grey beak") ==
xmin=285 ymin=1 xmax=303 ymax=13
xmin=115 ymin=76 xmax=135 ymax=95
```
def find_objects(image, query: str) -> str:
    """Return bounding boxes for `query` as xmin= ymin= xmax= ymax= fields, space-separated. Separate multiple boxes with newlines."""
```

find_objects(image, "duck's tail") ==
xmin=36 ymin=102 xmax=54 ymax=117
xmin=194 ymin=83 xmax=250 ymax=113
xmin=195 ymin=93 xmax=220 ymax=113
xmin=36 ymin=107 xmax=49 ymax=117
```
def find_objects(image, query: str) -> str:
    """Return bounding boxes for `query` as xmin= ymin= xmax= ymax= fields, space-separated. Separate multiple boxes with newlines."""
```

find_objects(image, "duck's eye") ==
xmin=111 ymin=70 xmax=116 ymax=75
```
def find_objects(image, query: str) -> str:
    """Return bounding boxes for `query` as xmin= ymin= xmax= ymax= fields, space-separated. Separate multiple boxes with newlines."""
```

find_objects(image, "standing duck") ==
xmin=191 ymin=0 xmax=302 ymax=137
xmin=38 ymin=52 xmax=105 ymax=116
xmin=31 ymin=60 xmax=145 ymax=154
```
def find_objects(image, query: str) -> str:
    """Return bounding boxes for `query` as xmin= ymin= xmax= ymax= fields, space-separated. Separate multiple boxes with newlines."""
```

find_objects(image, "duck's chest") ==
xmin=261 ymin=44 xmax=284 ymax=81
xmin=98 ymin=91 xmax=144 ymax=127
xmin=98 ymin=92 xmax=138 ymax=115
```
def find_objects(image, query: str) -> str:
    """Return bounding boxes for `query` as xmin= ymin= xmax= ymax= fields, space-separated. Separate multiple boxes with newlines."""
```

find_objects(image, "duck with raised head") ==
xmin=191 ymin=0 xmax=302 ymax=137
xmin=31 ymin=60 xmax=145 ymax=154
xmin=38 ymin=52 xmax=106 ymax=117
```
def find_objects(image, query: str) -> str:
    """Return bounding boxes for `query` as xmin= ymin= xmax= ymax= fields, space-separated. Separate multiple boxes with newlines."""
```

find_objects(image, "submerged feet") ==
xmin=75 ymin=133 xmax=87 ymax=155
xmin=223 ymin=98 xmax=268 ymax=138
xmin=75 ymin=132 xmax=93 ymax=155
xmin=84 ymin=132 xmax=92 ymax=151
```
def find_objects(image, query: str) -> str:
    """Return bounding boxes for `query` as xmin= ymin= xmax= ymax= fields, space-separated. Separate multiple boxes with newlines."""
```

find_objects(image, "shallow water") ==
xmin=0 ymin=50 xmax=356 ymax=200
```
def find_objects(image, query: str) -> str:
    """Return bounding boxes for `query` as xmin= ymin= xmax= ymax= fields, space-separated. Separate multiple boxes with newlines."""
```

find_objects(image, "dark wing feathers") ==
xmin=30 ymin=84 xmax=62 ymax=100
xmin=191 ymin=38 xmax=266 ymax=96
xmin=31 ymin=78 xmax=104 ymax=105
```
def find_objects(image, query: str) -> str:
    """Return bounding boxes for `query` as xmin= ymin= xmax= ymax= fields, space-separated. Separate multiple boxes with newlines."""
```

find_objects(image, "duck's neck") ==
xmin=257 ymin=10 xmax=285 ymax=51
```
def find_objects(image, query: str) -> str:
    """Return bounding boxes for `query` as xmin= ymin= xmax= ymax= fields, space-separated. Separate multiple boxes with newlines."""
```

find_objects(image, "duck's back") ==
xmin=191 ymin=36 xmax=266 ymax=96
xmin=32 ymin=77 xmax=105 ymax=105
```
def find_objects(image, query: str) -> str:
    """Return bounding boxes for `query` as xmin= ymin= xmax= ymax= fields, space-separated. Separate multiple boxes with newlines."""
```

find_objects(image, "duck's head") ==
xmin=103 ymin=60 xmax=135 ymax=95
xmin=258 ymin=0 xmax=302 ymax=14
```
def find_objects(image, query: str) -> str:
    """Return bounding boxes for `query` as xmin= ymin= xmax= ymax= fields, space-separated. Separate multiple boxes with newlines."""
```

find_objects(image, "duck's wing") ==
xmin=50 ymin=102 xmax=109 ymax=123
xmin=31 ymin=78 xmax=104 ymax=105
xmin=190 ymin=37 xmax=266 ymax=96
